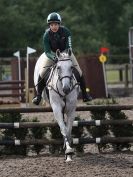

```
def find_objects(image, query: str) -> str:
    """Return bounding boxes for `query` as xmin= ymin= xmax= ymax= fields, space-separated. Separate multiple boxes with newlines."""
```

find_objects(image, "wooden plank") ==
xmin=0 ymin=80 xmax=25 ymax=85
xmin=0 ymin=86 xmax=25 ymax=90
xmin=0 ymin=93 xmax=25 ymax=97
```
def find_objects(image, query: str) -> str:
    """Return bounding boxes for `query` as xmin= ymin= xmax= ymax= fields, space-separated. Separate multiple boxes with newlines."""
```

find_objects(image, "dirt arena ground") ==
xmin=0 ymin=97 xmax=133 ymax=177
xmin=0 ymin=152 xmax=132 ymax=177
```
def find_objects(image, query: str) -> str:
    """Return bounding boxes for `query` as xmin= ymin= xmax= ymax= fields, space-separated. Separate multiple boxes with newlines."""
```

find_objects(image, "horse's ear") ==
xmin=68 ymin=48 xmax=72 ymax=56
xmin=56 ymin=49 xmax=60 ymax=58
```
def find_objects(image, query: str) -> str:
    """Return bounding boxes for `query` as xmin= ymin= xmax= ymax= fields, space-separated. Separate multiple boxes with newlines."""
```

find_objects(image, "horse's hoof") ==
xmin=65 ymin=155 xmax=72 ymax=162
xmin=65 ymin=148 xmax=74 ymax=155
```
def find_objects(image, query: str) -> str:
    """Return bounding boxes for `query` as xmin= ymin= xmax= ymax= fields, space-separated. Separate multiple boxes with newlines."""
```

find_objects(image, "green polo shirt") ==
xmin=43 ymin=26 xmax=72 ymax=60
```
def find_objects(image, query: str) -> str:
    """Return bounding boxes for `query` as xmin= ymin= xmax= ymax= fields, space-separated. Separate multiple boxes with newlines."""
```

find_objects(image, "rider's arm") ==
xmin=64 ymin=27 xmax=72 ymax=49
xmin=43 ymin=32 xmax=56 ymax=60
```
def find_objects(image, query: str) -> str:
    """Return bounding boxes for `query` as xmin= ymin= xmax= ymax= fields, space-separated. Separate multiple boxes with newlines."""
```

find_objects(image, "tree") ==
xmin=0 ymin=0 xmax=133 ymax=61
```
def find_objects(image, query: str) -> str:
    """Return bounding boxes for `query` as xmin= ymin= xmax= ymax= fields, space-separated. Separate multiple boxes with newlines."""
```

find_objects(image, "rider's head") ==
xmin=47 ymin=12 xmax=61 ymax=32
xmin=47 ymin=12 xmax=61 ymax=24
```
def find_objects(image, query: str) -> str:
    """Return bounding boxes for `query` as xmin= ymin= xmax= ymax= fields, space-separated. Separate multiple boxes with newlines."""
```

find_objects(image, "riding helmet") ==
xmin=47 ymin=12 xmax=61 ymax=24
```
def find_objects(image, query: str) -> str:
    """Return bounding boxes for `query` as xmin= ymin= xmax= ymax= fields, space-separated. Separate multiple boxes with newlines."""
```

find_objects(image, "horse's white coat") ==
xmin=34 ymin=50 xmax=79 ymax=161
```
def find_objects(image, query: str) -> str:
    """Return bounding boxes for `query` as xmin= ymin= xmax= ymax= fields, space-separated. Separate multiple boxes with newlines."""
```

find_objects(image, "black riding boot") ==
xmin=32 ymin=75 xmax=45 ymax=105
xmin=80 ymin=75 xmax=92 ymax=102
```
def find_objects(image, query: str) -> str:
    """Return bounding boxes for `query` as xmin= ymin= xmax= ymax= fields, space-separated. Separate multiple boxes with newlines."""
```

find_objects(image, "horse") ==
xmin=34 ymin=49 xmax=80 ymax=162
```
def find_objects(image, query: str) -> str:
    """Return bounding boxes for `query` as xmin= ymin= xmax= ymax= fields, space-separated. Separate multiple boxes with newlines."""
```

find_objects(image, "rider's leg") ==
xmin=32 ymin=75 xmax=45 ymax=105
xmin=71 ymin=53 xmax=92 ymax=102
xmin=32 ymin=53 xmax=54 ymax=105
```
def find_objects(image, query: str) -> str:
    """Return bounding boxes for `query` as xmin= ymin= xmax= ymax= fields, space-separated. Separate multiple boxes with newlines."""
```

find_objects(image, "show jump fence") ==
xmin=0 ymin=105 xmax=133 ymax=146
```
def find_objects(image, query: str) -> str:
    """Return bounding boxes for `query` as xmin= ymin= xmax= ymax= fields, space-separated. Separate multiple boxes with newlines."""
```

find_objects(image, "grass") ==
xmin=106 ymin=70 xmax=131 ymax=83
xmin=106 ymin=70 xmax=119 ymax=82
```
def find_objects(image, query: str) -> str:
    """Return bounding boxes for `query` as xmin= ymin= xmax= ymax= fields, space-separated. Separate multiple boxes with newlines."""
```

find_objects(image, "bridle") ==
xmin=48 ymin=58 xmax=79 ymax=97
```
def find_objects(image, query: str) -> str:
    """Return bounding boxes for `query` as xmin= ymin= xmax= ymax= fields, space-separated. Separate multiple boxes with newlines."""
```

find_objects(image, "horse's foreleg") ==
xmin=64 ymin=110 xmax=76 ymax=162
xmin=63 ymin=109 xmax=75 ymax=155
xmin=64 ymin=136 xmax=74 ymax=153
xmin=66 ymin=110 xmax=76 ymax=144
xmin=66 ymin=99 xmax=76 ymax=158
xmin=51 ymin=104 xmax=67 ymax=137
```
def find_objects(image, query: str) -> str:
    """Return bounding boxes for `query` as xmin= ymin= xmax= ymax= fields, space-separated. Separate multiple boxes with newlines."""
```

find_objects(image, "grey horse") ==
xmin=34 ymin=49 xmax=79 ymax=161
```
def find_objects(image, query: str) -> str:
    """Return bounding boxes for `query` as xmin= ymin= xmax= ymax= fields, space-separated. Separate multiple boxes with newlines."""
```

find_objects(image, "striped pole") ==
xmin=0 ymin=120 xmax=132 ymax=129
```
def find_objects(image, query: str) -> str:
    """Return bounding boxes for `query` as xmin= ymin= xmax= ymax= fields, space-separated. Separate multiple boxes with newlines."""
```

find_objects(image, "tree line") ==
xmin=0 ymin=0 xmax=133 ymax=63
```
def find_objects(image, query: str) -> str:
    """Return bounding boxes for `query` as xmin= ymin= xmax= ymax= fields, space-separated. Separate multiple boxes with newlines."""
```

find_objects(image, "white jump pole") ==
xmin=13 ymin=51 xmax=21 ymax=101
xmin=13 ymin=51 xmax=21 ymax=81
xmin=99 ymin=53 xmax=108 ymax=98
xmin=102 ymin=62 xmax=108 ymax=98
xmin=26 ymin=47 xmax=36 ymax=106
xmin=128 ymin=27 xmax=133 ymax=87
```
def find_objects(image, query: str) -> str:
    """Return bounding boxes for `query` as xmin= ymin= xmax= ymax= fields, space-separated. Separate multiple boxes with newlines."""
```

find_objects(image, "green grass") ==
xmin=106 ymin=70 xmax=131 ymax=82
xmin=106 ymin=71 xmax=119 ymax=82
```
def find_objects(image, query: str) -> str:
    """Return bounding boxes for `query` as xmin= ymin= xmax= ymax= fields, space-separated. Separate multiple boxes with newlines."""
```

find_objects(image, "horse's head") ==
xmin=55 ymin=49 xmax=74 ymax=94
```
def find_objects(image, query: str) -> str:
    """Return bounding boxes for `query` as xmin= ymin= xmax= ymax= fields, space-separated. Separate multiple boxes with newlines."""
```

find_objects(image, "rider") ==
xmin=32 ymin=12 xmax=92 ymax=105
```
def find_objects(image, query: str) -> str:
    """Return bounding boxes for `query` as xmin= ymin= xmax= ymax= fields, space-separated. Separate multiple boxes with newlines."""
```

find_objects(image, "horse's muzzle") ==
xmin=63 ymin=85 xmax=71 ymax=94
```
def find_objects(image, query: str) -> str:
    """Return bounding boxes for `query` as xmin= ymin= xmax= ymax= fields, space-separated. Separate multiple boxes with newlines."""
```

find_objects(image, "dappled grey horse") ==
xmin=34 ymin=49 xmax=80 ymax=161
